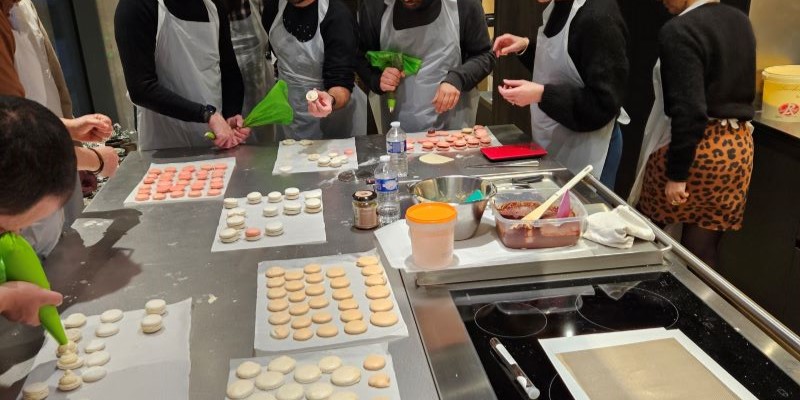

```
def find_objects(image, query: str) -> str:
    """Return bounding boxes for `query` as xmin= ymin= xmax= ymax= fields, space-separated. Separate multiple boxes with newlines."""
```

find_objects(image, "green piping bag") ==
xmin=206 ymin=80 xmax=294 ymax=140
xmin=0 ymin=232 xmax=68 ymax=345
xmin=365 ymin=51 xmax=423 ymax=113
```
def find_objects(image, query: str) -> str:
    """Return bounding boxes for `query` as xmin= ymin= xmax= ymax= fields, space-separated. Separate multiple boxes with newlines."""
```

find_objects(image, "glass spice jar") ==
xmin=353 ymin=190 xmax=379 ymax=230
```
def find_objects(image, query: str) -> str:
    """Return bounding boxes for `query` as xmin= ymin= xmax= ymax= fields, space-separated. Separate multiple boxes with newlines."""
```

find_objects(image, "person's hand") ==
xmin=93 ymin=146 xmax=119 ymax=178
xmin=308 ymin=90 xmax=334 ymax=118
xmin=226 ymin=115 xmax=251 ymax=143
xmin=497 ymin=79 xmax=544 ymax=107
xmin=62 ymin=114 xmax=113 ymax=143
xmin=0 ymin=282 xmax=63 ymax=326
xmin=380 ymin=67 xmax=405 ymax=93
xmin=432 ymin=82 xmax=461 ymax=114
xmin=665 ymin=180 xmax=689 ymax=206
xmin=493 ymin=34 xmax=530 ymax=57
xmin=209 ymin=113 xmax=238 ymax=149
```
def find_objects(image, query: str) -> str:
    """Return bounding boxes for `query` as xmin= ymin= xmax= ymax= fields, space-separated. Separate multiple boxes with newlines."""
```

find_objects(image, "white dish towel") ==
xmin=584 ymin=205 xmax=656 ymax=249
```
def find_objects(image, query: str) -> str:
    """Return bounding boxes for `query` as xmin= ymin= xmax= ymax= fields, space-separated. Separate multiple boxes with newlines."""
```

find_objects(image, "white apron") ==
xmin=530 ymin=0 xmax=619 ymax=178
xmin=627 ymin=0 xmax=718 ymax=205
xmin=136 ymin=0 xmax=223 ymax=151
xmin=379 ymin=0 xmax=478 ymax=133
xmin=10 ymin=1 xmax=61 ymax=116
xmin=269 ymin=0 xmax=367 ymax=140
xmin=230 ymin=0 xmax=275 ymax=142
xmin=10 ymin=1 xmax=72 ymax=257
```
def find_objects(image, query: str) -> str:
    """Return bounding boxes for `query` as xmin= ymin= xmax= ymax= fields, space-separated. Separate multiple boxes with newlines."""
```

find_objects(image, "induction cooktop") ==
xmin=453 ymin=272 xmax=800 ymax=400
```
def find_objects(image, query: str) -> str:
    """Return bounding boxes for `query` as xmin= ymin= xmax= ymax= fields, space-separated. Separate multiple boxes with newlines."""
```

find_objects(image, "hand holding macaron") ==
xmin=498 ymin=79 xmax=544 ymax=107
xmin=307 ymin=89 xmax=334 ymax=118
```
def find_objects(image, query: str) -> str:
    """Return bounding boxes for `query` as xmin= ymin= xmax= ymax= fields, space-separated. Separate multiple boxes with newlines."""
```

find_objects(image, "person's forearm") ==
xmin=75 ymin=147 xmax=101 ymax=172
xmin=444 ymin=51 xmax=495 ymax=92
xmin=328 ymin=87 xmax=350 ymax=111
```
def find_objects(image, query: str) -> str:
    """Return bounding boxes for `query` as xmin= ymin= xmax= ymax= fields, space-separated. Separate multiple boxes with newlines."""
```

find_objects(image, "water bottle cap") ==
xmin=390 ymin=121 xmax=400 ymax=127
xmin=380 ymin=155 xmax=390 ymax=162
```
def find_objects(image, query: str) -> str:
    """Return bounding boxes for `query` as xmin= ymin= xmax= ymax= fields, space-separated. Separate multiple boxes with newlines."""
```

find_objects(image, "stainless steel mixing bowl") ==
xmin=409 ymin=176 xmax=497 ymax=240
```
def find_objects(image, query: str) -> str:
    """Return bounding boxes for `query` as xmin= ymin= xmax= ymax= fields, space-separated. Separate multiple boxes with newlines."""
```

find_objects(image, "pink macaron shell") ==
xmin=135 ymin=194 xmax=150 ymax=202
xmin=170 ymin=191 xmax=185 ymax=198
xmin=178 ymin=172 xmax=192 ymax=180
xmin=164 ymin=166 xmax=177 ymax=173
xmin=200 ymin=164 xmax=214 ymax=171
xmin=148 ymin=168 xmax=162 ymax=175
xmin=344 ymin=148 xmax=355 ymax=155
xmin=213 ymin=163 xmax=228 ymax=170
xmin=211 ymin=170 xmax=225 ymax=178
xmin=190 ymin=182 xmax=205 ymax=191
xmin=245 ymin=227 xmax=261 ymax=238
xmin=153 ymin=193 xmax=167 ymax=200
xmin=188 ymin=190 xmax=203 ymax=198
xmin=156 ymin=186 xmax=171 ymax=194
xmin=207 ymin=189 xmax=222 ymax=196
xmin=210 ymin=182 xmax=224 ymax=190
xmin=445 ymin=136 xmax=456 ymax=143
xmin=143 ymin=177 xmax=156 ymax=184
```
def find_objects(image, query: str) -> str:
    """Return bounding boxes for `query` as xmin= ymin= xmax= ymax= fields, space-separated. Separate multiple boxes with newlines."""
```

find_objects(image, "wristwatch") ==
xmin=202 ymin=105 xmax=217 ymax=123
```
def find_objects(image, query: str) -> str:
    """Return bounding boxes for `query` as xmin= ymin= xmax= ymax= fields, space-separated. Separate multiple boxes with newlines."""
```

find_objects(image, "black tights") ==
xmin=681 ymin=224 xmax=724 ymax=269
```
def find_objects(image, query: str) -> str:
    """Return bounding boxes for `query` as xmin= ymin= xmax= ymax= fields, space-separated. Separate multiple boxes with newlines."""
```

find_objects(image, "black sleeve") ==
xmin=320 ymin=1 xmax=357 ymax=91
xmin=114 ymin=0 xmax=206 ymax=123
xmin=355 ymin=1 xmax=386 ymax=95
xmin=659 ymin=23 xmax=708 ymax=182
xmin=443 ymin=0 xmax=495 ymax=91
xmin=518 ymin=46 xmax=534 ymax=72
xmin=214 ymin=0 xmax=245 ymax=118
xmin=538 ymin=6 xmax=629 ymax=132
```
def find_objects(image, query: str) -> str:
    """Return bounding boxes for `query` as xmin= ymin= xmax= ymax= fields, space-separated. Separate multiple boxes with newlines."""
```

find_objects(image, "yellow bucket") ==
xmin=762 ymin=65 xmax=800 ymax=122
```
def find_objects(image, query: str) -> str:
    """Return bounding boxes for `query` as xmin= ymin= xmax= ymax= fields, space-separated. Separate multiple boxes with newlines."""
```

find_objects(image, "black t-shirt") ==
xmin=356 ymin=0 xmax=494 ymax=94
xmin=261 ymin=0 xmax=358 ymax=91
xmin=115 ymin=0 xmax=244 ymax=122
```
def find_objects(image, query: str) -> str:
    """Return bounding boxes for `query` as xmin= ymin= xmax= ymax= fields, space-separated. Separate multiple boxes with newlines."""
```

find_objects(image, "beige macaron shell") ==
xmin=226 ymin=379 xmax=255 ymax=399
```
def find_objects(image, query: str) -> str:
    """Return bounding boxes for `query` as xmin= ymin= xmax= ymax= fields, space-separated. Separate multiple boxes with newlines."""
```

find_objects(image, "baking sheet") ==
xmin=539 ymin=329 xmax=757 ymax=400
xmin=123 ymin=157 xmax=236 ymax=206
xmin=375 ymin=213 xmax=596 ymax=272
xmin=18 ymin=299 xmax=193 ymax=400
xmin=272 ymin=138 xmax=358 ymax=175
xmin=225 ymin=343 xmax=401 ymax=400
xmin=210 ymin=189 xmax=326 ymax=253
xmin=405 ymin=127 xmax=502 ymax=154
xmin=254 ymin=251 xmax=408 ymax=354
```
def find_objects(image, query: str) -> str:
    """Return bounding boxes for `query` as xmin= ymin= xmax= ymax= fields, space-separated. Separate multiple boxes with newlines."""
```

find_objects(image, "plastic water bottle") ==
xmin=374 ymin=155 xmax=400 ymax=226
xmin=386 ymin=121 xmax=408 ymax=177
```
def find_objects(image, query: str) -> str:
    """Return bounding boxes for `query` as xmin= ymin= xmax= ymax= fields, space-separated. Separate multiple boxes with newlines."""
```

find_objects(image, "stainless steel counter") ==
xmin=2 ymin=125 xmax=799 ymax=400
xmin=0 ymin=137 xmax=439 ymax=399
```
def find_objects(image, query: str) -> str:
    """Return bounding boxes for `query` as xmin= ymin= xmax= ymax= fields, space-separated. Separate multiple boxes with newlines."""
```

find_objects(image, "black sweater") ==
xmin=356 ymin=0 xmax=495 ymax=94
xmin=660 ymin=3 xmax=756 ymax=181
xmin=262 ymin=0 xmax=358 ymax=91
xmin=114 ymin=0 xmax=244 ymax=123
xmin=520 ymin=0 xmax=628 ymax=133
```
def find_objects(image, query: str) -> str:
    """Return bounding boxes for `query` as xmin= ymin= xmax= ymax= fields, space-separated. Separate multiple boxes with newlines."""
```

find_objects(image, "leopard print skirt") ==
xmin=637 ymin=121 xmax=754 ymax=231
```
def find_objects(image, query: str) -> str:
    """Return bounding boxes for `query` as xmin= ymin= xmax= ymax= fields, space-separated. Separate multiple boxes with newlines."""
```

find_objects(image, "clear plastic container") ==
xmin=406 ymin=203 xmax=457 ymax=269
xmin=491 ymin=189 xmax=587 ymax=249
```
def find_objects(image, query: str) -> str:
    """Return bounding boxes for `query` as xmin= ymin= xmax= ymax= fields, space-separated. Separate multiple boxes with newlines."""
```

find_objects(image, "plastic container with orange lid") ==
xmin=406 ymin=203 xmax=457 ymax=269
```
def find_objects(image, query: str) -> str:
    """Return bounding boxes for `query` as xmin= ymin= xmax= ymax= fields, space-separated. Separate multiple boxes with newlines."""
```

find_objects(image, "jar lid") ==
xmin=353 ymin=190 xmax=377 ymax=201
xmin=406 ymin=203 xmax=457 ymax=224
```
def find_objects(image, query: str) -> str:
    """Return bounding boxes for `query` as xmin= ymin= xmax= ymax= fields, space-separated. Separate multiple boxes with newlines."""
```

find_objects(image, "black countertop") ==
xmin=754 ymin=112 xmax=800 ymax=141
